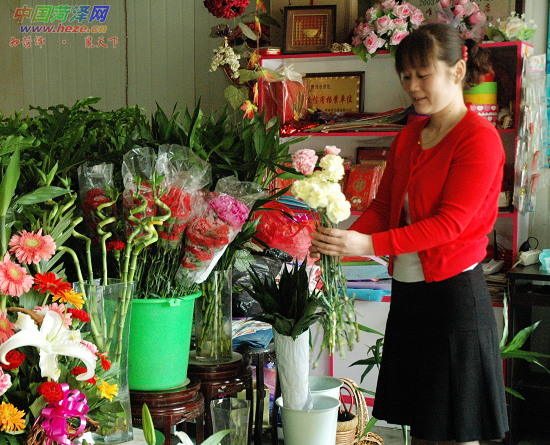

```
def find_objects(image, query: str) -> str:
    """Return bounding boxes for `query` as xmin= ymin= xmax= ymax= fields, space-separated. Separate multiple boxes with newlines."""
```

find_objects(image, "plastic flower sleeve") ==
xmin=214 ymin=176 xmax=267 ymax=209
xmin=179 ymin=192 xmax=233 ymax=286
xmin=180 ymin=178 xmax=267 ymax=285
xmin=77 ymin=162 xmax=117 ymax=241
xmin=121 ymin=147 xmax=158 ymax=238
xmin=155 ymin=145 xmax=212 ymax=248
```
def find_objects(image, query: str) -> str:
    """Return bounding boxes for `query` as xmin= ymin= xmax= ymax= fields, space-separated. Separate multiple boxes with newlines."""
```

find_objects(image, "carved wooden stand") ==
xmin=130 ymin=376 xmax=205 ymax=445
xmin=188 ymin=351 xmax=254 ymax=442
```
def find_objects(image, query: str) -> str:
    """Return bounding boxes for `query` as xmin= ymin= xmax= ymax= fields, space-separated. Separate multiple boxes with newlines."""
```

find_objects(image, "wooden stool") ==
xmin=235 ymin=343 xmax=278 ymax=445
xmin=130 ymin=376 xmax=205 ymax=445
xmin=188 ymin=351 xmax=254 ymax=443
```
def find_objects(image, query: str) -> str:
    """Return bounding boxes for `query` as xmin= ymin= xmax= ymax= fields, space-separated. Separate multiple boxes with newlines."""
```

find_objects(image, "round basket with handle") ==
xmin=337 ymin=378 xmax=383 ymax=445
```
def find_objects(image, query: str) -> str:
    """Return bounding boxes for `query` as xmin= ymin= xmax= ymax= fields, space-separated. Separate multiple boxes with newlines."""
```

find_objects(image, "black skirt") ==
xmin=372 ymin=265 xmax=509 ymax=442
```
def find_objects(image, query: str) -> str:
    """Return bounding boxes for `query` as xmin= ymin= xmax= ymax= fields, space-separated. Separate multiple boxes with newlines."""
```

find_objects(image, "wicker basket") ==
xmin=336 ymin=378 xmax=384 ymax=445
xmin=25 ymin=415 xmax=99 ymax=445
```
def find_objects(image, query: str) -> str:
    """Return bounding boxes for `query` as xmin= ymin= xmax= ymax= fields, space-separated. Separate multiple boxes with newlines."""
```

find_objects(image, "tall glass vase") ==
xmin=195 ymin=269 xmax=233 ymax=363
xmin=73 ymin=280 xmax=134 ymax=444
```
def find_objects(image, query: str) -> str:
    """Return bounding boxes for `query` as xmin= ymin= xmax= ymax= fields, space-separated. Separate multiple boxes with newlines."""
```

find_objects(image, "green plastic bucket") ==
xmin=128 ymin=291 xmax=201 ymax=391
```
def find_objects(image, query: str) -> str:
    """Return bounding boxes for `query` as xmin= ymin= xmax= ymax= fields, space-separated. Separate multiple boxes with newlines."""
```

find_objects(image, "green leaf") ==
xmin=238 ymin=22 xmax=258 ymax=41
xmin=224 ymin=85 xmax=250 ymax=111
xmin=0 ymin=149 xmax=20 ymax=217
xmin=356 ymin=323 xmax=384 ymax=337
xmin=142 ymin=403 xmax=156 ymax=445
xmin=258 ymin=13 xmax=281 ymax=28
xmin=501 ymin=321 xmax=540 ymax=353
xmin=202 ymin=429 xmax=233 ymax=445
xmin=505 ymin=386 xmax=525 ymax=400
xmin=238 ymin=69 xmax=263 ymax=83
xmin=16 ymin=186 xmax=72 ymax=205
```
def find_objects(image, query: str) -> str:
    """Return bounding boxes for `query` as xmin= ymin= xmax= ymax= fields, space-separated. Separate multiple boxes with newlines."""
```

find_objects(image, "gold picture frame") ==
xmin=283 ymin=6 xmax=336 ymax=54
xmin=305 ymin=72 xmax=364 ymax=113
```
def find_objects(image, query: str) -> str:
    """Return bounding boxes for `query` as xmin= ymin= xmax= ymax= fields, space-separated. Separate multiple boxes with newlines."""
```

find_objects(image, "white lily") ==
xmin=0 ymin=310 xmax=97 ymax=381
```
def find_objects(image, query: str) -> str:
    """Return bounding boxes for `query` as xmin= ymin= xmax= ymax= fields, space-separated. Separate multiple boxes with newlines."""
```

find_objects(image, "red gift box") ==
xmin=345 ymin=163 xmax=385 ymax=211
xmin=262 ymin=80 xmax=308 ymax=127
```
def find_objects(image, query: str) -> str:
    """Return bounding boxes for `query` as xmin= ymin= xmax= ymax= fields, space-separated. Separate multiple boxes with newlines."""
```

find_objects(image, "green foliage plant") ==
xmin=244 ymin=258 xmax=323 ymax=339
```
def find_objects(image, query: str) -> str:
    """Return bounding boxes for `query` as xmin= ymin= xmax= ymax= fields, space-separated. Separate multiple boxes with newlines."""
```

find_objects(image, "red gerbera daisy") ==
xmin=67 ymin=308 xmax=90 ymax=323
xmin=0 ymin=350 xmax=26 ymax=371
xmin=37 ymin=381 xmax=64 ymax=404
xmin=71 ymin=366 xmax=97 ymax=385
xmin=33 ymin=272 xmax=72 ymax=296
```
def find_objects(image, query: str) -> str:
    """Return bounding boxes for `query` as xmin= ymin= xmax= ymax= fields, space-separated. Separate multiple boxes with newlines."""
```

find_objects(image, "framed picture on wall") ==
xmin=283 ymin=5 xmax=336 ymax=54
xmin=304 ymin=72 xmax=364 ymax=113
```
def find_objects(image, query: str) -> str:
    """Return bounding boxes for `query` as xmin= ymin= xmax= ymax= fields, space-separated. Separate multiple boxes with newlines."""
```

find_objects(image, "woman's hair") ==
xmin=394 ymin=23 xmax=492 ymax=89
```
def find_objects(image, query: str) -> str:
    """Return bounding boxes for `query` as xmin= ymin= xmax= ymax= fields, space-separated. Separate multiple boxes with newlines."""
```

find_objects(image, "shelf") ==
xmin=284 ymin=128 xmax=516 ymax=138
xmin=282 ymin=131 xmax=400 ymax=138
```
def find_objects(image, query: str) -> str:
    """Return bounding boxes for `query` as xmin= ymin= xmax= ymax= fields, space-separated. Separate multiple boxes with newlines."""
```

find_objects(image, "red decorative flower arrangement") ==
xmin=204 ymin=0 xmax=250 ymax=19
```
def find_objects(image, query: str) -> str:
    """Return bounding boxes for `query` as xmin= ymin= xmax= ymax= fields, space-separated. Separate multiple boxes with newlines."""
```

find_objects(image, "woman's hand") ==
xmin=309 ymin=226 xmax=374 ymax=259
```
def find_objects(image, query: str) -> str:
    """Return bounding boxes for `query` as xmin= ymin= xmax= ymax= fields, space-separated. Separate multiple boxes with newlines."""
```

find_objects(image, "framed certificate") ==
xmin=305 ymin=72 xmax=364 ymax=113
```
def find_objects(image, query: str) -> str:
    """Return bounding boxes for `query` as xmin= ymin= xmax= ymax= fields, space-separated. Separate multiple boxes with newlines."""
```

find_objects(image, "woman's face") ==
xmin=400 ymin=59 xmax=463 ymax=116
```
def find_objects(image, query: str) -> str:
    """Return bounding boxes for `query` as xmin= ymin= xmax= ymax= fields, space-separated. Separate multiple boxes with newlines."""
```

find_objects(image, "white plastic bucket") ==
xmin=309 ymin=375 xmax=343 ymax=401
xmin=276 ymin=394 xmax=339 ymax=445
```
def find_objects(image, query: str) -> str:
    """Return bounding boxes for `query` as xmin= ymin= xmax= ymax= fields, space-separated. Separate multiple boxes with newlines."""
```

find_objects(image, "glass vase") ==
xmin=195 ymin=269 xmax=233 ymax=363
xmin=73 ymin=280 xmax=134 ymax=444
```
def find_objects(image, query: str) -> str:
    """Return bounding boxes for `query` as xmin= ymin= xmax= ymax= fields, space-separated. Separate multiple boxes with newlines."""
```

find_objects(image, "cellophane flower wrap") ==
xmin=78 ymin=163 xmax=118 ymax=244
xmin=119 ymin=145 xmax=211 ymax=299
xmin=290 ymin=146 xmax=359 ymax=362
xmin=435 ymin=0 xmax=487 ymax=41
xmin=351 ymin=0 xmax=425 ymax=63
xmin=180 ymin=176 xmax=266 ymax=286
xmin=0 ymin=152 xmax=118 ymax=444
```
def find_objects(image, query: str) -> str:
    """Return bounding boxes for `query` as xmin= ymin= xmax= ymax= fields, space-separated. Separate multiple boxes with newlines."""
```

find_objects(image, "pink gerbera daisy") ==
xmin=8 ymin=229 xmax=56 ymax=265
xmin=0 ymin=311 xmax=15 ymax=343
xmin=0 ymin=254 xmax=34 ymax=297
xmin=34 ymin=303 xmax=72 ymax=329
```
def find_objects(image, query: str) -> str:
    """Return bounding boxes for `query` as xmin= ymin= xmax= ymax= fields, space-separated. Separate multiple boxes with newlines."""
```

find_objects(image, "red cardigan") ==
xmin=350 ymin=110 xmax=505 ymax=282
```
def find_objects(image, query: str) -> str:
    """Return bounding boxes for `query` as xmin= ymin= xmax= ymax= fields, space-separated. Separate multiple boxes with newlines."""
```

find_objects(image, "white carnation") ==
xmin=304 ymin=181 xmax=329 ymax=209
xmin=319 ymin=154 xmax=345 ymax=182
xmin=291 ymin=179 xmax=311 ymax=201
xmin=327 ymin=195 xmax=351 ymax=223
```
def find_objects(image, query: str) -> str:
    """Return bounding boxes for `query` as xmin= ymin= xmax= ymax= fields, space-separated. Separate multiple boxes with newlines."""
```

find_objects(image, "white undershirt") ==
xmin=392 ymin=192 xmax=477 ymax=283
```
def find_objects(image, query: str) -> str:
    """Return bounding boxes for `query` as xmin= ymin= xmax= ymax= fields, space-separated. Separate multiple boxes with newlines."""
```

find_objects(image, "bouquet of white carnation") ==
xmin=291 ymin=146 xmax=358 ymax=363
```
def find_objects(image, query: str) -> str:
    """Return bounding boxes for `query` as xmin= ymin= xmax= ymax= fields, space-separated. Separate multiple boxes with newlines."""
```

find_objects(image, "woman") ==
xmin=310 ymin=23 xmax=509 ymax=444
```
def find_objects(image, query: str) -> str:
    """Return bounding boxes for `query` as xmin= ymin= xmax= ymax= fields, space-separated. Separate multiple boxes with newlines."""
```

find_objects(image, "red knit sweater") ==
xmin=350 ymin=110 xmax=505 ymax=282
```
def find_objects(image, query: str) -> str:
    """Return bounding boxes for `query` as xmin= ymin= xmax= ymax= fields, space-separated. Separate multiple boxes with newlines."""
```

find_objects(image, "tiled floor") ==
xmin=173 ymin=424 xmax=550 ymax=445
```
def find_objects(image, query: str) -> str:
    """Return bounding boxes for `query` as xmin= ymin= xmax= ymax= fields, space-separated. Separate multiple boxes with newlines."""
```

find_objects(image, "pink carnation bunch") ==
xmin=436 ymin=0 xmax=487 ymax=41
xmin=208 ymin=194 xmax=249 ymax=230
xmin=292 ymin=149 xmax=318 ymax=176
xmin=351 ymin=0 xmax=424 ymax=63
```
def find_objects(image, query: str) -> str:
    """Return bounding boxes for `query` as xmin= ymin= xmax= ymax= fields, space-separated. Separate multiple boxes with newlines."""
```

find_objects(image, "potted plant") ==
xmin=244 ymin=259 xmax=340 ymax=445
